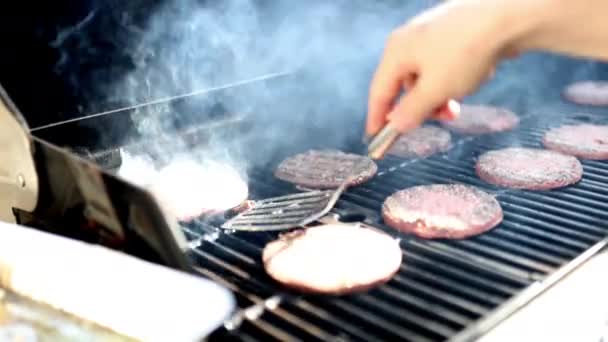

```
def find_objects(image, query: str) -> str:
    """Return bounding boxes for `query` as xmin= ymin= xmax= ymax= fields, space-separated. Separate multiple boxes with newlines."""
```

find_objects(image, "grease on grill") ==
xmin=542 ymin=124 xmax=608 ymax=160
xmin=382 ymin=184 xmax=503 ymax=239
xmin=274 ymin=150 xmax=377 ymax=189
xmin=476 ymin=147 xmax=583 ymax=190
xmin=387 ymin=125 xmax=452 ymax=158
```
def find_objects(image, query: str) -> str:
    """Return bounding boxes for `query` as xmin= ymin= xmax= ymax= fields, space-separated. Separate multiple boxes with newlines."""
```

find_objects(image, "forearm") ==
xmin=504 ymin=0 xmax=608 ymax=61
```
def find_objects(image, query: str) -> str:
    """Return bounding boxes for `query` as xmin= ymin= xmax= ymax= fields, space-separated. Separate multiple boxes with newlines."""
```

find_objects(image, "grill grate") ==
xmin=186 ymin=109 xmax=608 ymax=341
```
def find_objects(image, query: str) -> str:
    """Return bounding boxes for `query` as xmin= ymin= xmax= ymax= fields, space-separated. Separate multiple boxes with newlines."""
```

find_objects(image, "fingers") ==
xmin=366 ymin=65 xmax=405 ymax=137
xmin=366 ymin=34 xmax=412 ymax=137
xmin=503 ymin=47 xmax=521 ymax=59
xmin=388 ymin=80 xmax=447 ymax=132
xmin=431 ymin=99 xmax=461 ymax=121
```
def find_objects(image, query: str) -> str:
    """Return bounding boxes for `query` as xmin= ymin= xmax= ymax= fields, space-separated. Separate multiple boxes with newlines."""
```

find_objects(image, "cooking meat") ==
xmin=387 ymin=125 xmax=452 ymax=158
xmin=563 ymin=81 xmax=608 ymax=106
xmin=476 ymin=147 xmax=583 ymax=190
xmin=149 ymin=159 xmax=249 ymax=221
xmin=274 ymin=150 xmax=377 ymax=189
xmin=382 ymin=184 xmax=503 ymax=239
xmin=441 ymin=104 xmax=519 ymax=134
xmin=542 ymin=124 xmax=608 ymax=160
xmin=262 ymin=224 xmax=402 ymax=294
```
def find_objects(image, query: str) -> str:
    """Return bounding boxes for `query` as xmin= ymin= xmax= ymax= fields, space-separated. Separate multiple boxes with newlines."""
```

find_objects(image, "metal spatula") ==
xmin=221 ymin=178 xmax=350 ymax=232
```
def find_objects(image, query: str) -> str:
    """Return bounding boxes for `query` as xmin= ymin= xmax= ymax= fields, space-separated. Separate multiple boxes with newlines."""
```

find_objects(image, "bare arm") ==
xmin=516 ymin=0 xmax=608 ymax=61
xmin=366 ymin=0 xmax=608 ymax=139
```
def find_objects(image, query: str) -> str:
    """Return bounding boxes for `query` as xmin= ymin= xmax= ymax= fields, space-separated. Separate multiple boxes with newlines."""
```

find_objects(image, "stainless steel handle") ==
xmin=367 ymin=123 xmax=400 ymax=160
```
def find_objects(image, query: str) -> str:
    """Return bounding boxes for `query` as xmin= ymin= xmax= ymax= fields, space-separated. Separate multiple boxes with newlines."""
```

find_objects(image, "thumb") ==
xmin=388 ymin=82 xmax=445 ymax=132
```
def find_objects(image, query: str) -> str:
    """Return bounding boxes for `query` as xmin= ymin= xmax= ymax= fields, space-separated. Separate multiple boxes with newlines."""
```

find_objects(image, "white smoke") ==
xmin=102 ymin=0 xmax=435 ymax=170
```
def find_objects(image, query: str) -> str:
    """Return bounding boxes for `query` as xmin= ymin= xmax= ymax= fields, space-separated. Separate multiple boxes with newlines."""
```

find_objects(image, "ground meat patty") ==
xmin=274 ymin=150 xmax=377 ymax=189
xmin=542 ymin=124 xmax=608 ymax=160
xmin=441 ymin=104 xmax=519 ymax=134
xmin=563 ymin=81 xmax=608 ymax=106
xmin=387 ymin=125 xmax=452 ymax=158
xmin=476 ymin=147 xmax=583 ymax=190
xmin=382 ymin=184 xmax=503 ymax=239
xmin=149 ymin=159 xmax=249 ymax=221
xmin=262 ymin=224 xmax=402 ymax=294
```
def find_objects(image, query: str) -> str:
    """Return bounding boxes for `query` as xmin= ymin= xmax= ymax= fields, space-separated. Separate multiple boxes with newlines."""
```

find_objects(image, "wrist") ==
xmin=489 ymin=0 xmax=560 ymax=53
xmin=497 ymin=0 xmax=564 ymax=53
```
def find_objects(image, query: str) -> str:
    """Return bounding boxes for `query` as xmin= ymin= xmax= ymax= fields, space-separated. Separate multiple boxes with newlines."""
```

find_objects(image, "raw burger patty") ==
xmin=476 ymin=147 xmax=583 ymax=190
xmin=262 ymin=224 xmax=402 ymax=294
xmin=563 ymin=81 xmax=608 ymax=106
xmin=149 ymin=159 xmax=249 ymax=221
xmin=382 ymin=184 xmax=502 ymax=239
xmin=441 ymin=104 xmax=519 ymax=134
xmin=387 ymin=125 xmax=452 ymax=158
xmin=274 ymin=150 xmax=377 ymax=189
xmin=542 ymin=124 xmax=608 ymax=160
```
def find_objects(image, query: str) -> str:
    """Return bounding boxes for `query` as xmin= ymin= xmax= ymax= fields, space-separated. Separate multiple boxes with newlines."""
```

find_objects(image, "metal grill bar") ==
xmin=493 ymin=221 xmax=584 ymax=256
xmin=402 ymin=252 xmax=520 ymax=296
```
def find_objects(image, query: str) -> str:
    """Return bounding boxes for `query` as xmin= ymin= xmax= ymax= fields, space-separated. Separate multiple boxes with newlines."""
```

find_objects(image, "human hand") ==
xmin=366 ymin=0 xmax=525 ymax=137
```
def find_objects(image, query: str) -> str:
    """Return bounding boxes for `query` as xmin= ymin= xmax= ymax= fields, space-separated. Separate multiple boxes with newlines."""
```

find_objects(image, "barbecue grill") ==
xmin=3 ymin=52 xmax=601 ymax=341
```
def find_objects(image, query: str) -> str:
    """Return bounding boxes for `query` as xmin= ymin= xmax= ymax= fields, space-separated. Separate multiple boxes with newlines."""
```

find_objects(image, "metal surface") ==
xmin=368 ymin=123 xmax=400 ymax=159
xmin=0 ymin=85 xmax=38 ymax=223
xmin=222 ymin=178 xmax=348 ymax=232
xmin=0 ymin=288 xmax=133 ymax=341
xmin=14 ymin=137 xmax=191 ymax=271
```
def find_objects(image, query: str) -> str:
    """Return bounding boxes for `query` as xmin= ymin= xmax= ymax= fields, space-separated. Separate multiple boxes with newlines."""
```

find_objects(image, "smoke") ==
xmin=465 ymin=52 xmax=605 ymax=118
xmin=97 ymin=0 xmax=436 ymax=170
xmin=47 ymin=0 xmax=608 ymax=173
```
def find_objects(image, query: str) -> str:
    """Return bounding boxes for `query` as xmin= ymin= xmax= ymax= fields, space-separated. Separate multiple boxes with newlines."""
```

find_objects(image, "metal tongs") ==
xmin=367 ymin=100 xmax=460 ymax=159
xmin=367 ymin=123 xmax=402 ymax=160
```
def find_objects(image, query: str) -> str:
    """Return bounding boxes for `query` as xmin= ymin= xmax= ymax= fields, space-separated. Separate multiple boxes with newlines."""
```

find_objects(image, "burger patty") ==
xmin=476 ymin=147 xmax=583 ymax=190
xmin=262 ymin=224 xmax=402 ymax=294
xmin=149 ymin=159 xmax=249 ymax=221
xmin=382 ymin=184 xmax=503 ymax=239
xmin=387 ymin=125 xmax=452 ymax=158
xmin=542 ymin=124 xmax=608 ymax=160
xmin=441 ymin=104 xmax=520 ymax=134
xmin=563 ymin=81 xmax=608 ymax=106
xmin=274 ymin=150 xmax=377 ymax=189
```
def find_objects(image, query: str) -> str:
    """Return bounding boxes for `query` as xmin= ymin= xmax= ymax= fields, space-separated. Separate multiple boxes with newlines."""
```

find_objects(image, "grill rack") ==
xmin=186 ymin=108 xmax=608 ymax=342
